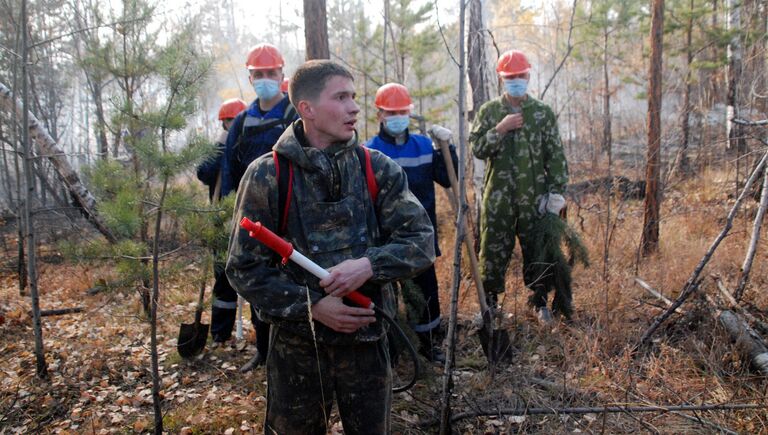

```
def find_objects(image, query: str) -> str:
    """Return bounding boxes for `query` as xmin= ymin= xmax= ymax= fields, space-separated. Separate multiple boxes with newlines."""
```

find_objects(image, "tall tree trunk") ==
xmin=468 ymin=0 xmax=490 ymax=121
xmin=303 ymin=0 xmax=330 ymax=60
xmin=726 ymin=0 xmax=745 ymax=154
xmin=641 ymin=0 xmax=665 ymax=256
xmin=36 ymin=160 xmax=47 ymax=207
xmin=440 ymin=2 xmax=467 ymax=433
xmin=708 ymin=0 xmax=720 ymax=108
xmin=0 ymin=121 xmax=13 ymax=210
xmin=0 ymin=82 xmax=117 ymax=243
xmin=383 ymin=0 xmax=389 ymax=82
xmin=150 ymin=177 xmax=168 ymax=434
xmin=602 ymin=27 xmax=612 ymax=155
xmin=21 ymin=0 xmax=48 ymax=379
xmin=468 ymin=0 xmax=490 ymax=233
xmin=88 ymin=79 xmax=110 ymax=160
xmin=677 ymin=0 xmax=694 ymax=177
xmin=11 ymin=26 xmax=26 ymax=296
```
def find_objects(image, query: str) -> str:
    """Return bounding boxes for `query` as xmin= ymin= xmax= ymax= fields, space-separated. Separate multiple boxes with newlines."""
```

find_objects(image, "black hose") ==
xmin=374 ymin=307 xmax=420 ymax=393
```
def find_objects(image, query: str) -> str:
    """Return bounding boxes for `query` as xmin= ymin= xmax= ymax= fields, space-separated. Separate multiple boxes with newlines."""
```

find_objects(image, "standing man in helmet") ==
xmin=197 ymin=98 xmax=259 ymax=350
xmin=226 ymin=60 xmax=435 ymax=434
xmin=220 ymin=43 xmax=298 ymax=371
xmin=365 ymin=83 xmax=456 ymax=363
xmin=198 ymin=98 xmax=246 ymax=201
xmin=469 ymin=49 xmax=570 ymax=323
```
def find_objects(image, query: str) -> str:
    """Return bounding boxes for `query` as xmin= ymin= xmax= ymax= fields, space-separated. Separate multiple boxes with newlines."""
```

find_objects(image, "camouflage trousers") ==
xmin=265 ymin=326 xmax=392 ymax=435
xmin=479 ymin=201 xmax=547 ymax=303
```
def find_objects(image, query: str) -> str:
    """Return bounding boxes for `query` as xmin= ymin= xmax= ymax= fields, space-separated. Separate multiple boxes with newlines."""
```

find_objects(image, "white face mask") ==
xmin=503 ymin=78 xmax=528 ymax=97
xmin=384 ymin=114 xmax=410 ymax=135
xmin=252 ymin=78 xmax=281 ymax=101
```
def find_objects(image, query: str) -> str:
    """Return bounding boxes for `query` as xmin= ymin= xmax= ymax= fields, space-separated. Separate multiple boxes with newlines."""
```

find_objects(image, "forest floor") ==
xmin=2 ymin=162 xmax=768 ymax=434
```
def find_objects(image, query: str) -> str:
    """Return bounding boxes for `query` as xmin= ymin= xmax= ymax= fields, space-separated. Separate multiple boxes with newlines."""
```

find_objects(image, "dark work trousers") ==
xmin=211 ymin=262 xmax=270 ymax=356
xmin=411 ymin=264 xmax=441 ymax=335
xmin=265 ymin=327 xmax=391 ymax=435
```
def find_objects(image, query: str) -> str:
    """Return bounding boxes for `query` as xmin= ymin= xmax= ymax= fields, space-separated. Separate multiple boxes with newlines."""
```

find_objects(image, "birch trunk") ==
xmin=0 ymin=81 xmax=117 ymax=243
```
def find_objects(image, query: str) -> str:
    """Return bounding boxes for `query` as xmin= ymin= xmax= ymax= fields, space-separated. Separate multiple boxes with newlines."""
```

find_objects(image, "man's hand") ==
xmin=495 ymin=113 xmax=523 ymax=136
xmin=320 ymin=257 xmax=373 ymax=298
xmin=312 ymin=296 xmax=376 ymax=333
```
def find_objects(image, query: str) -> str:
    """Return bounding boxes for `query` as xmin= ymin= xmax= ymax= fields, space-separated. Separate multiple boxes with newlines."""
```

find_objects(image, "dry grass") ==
xmin=423 ymin=163 xmax=768 ymax=433
xmin=1 ymin=163 xmax=768 ymax=433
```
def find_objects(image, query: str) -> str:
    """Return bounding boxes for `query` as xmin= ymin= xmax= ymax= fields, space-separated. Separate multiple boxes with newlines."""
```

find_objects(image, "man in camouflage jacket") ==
xmin=469 ymin=49 xmax=570 ymax=322
xmin=226 ymin=60 xmax=435 ymax=434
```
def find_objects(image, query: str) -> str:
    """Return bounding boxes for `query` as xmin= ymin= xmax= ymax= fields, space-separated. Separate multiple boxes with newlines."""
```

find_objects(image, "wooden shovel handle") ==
xmin=433 ymin=137 xmax=490 ymax=313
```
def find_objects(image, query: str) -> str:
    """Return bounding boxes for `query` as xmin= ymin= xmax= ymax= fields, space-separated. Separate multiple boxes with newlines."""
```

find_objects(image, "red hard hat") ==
xmin=496 ymin=50 xmax=531 ymax=76
xmin=245 ymin=43 xmax=284 ymax=70
xmin=218 ymin=98 xmax=247 ymax=120
xmin=280 ymin=78 xmax=289 ymax=93
xmin=374 ymin=83 xmax=413 ymax=111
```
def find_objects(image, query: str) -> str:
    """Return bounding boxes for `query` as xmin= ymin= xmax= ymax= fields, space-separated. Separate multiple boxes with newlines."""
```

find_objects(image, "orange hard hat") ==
xmin=218 ymin=98 xmax=247 ymax=120
xmin=496 ymin=50 xmax=531 ymax=76
xmin=374 ymin=83 xmax=413 ymax=111
xmin=280 ymin=78 xmax=289 ymax=93
xmin=245 ymin=43 xmax=284 ymax=70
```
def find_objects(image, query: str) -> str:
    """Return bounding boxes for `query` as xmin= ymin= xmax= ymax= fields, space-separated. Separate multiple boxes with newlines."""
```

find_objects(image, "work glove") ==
xmin=217 ymin=130 xmax=229 ymax=145
xmin=428 ymin=125 xmax=452 ymax=142
xmin=538 ymin=193 xmax=566 ymax=216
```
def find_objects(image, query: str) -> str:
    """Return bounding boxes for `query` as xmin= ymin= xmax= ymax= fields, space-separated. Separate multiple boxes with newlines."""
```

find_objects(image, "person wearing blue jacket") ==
xmin=218 ymin=44 xmax=298 ymax=372
xmin=365 ymin=83 xmax=457 ymax=363
xmin=197 ymin=98 xmax=267 ymax=369
xmin=220 ymin=43 xmax=298 ymax=197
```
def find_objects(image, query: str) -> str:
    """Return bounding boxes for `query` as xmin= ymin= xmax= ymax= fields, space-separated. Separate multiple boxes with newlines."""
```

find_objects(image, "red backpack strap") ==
xmin=274 ymin=150 xmax=293 ymax=235
xmin=359 ymin=146 xmax=379 ymax=204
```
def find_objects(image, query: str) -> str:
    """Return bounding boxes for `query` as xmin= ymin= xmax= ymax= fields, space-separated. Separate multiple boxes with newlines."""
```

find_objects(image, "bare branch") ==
xmin=540 ymin=0 xmax=578 ymax=100
xmin=732 ymin=118 xmax=768 ymax=126
xmin=423 ymin=403 xmax=766 ymax=426
xmin=733 ymin=166 xmax=768 ymax=300
xmin=635 ymin=278 xmax=686 ymax=315
xmin=432 ymin=0 xmax=459 ymax=68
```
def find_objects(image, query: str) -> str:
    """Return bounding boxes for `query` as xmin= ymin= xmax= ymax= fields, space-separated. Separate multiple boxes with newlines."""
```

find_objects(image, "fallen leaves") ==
xmin=0 ymin=263 xmax=268 ymax=433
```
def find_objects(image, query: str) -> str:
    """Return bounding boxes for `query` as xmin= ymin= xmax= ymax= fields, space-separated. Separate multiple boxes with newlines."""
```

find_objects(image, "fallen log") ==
xmin=700 ymin=292 xmax=768 ymax=377
xmin=717 ymin=310 xmax=768 ymax=376
xmin=713 ymin=277 xmax=768 ymax=335
xmin=32 ymin=307 xmax=84 ymax=317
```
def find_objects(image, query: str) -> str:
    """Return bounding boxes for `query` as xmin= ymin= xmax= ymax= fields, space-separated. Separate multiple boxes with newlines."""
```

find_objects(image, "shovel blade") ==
xmin=177 ymin=322 xmax=209 ymax=358
xmin=477 ymin=310 xmax=512 ymax=363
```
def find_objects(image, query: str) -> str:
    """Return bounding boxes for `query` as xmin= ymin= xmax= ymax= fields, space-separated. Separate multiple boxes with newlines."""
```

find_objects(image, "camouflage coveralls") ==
xmin=469 ymin=95 xmax=568 ymax=307
xmin=226 ymin=121 xmax=435 ymax=435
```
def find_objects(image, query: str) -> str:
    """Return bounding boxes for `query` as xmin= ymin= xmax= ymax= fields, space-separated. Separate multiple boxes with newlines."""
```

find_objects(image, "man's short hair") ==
xmin=289 ymin=60 xmax=354 ymax=105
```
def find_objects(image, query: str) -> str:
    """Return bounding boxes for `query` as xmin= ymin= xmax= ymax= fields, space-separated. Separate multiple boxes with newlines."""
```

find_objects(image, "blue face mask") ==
xmin=503 ymin=78 xmax=528 ymax=97
xmin=384 ymin=114 xmax=410 ymax=135
xmin=252 ymin=78 xmax=281 ymax=101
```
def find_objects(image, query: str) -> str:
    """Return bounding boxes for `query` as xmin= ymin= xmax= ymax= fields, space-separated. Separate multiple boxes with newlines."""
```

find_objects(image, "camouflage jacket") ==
xmin=226 ymin=121 xmax=435 ymax=345
xmin=469 ymin=95 xmax=568 ymax=206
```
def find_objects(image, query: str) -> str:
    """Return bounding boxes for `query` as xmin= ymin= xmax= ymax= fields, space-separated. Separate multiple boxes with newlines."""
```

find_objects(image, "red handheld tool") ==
xmin=240 ymin=217 xmax=374 ymax=309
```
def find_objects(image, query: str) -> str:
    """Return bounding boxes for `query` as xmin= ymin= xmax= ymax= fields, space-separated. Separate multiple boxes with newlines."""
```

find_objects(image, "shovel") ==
xmin=430 ymin=131 xmax=511 ymax=366
xmin=177 ymin=273 xmax=210 ymax=358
